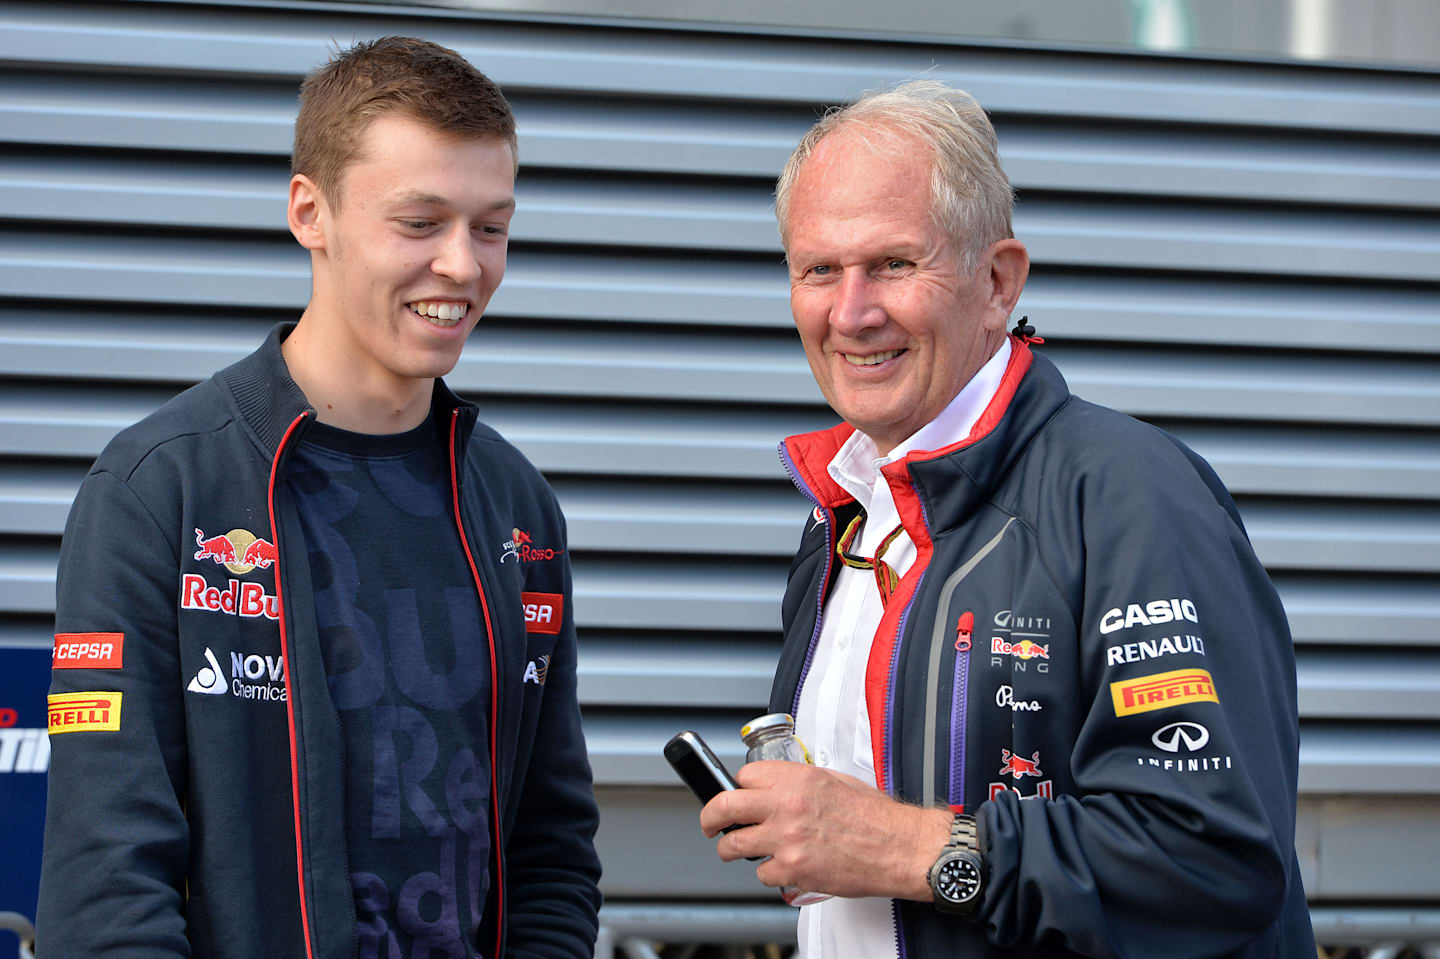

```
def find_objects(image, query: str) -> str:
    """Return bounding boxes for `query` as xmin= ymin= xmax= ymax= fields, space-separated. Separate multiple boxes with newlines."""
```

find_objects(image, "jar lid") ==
xmin=740 ymin=712 xmax=795 ymax=739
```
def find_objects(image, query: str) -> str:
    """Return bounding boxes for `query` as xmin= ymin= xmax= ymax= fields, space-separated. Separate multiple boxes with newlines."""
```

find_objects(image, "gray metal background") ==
xmin=1 ymin=0 xmax=1438 ymax=944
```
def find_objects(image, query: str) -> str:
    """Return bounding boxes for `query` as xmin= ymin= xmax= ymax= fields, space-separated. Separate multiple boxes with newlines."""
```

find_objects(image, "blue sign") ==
xmin=0 ymin=647 xmax=51 ymax=933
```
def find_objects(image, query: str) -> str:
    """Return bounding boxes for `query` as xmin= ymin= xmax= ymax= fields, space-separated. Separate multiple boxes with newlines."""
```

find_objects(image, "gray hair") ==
xmin=774 ymin=79 xmax=1014 ymax=271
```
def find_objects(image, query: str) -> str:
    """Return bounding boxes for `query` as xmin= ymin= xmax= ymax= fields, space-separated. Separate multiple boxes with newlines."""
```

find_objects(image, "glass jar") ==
xmin=740 ymin=713 xmax=832 ymax=907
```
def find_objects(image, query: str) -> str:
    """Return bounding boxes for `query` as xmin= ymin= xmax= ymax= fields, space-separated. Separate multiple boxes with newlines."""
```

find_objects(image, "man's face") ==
xmin=307 ymin=113 xmax=516 ymax=389
xmin=784 ymin=126 xmax=1010 ymax=455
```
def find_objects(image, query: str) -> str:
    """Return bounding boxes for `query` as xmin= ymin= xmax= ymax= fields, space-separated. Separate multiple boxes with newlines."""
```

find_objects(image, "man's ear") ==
xmin=287 ymin=174 xmax=328 ymax=251
xmin=979 ymin=238 xmax=1030 ymax=332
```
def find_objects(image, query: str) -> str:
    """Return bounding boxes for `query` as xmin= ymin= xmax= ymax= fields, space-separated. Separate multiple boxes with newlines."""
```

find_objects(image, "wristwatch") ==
xmin=927 ymin=813 xmax=984 ymax=917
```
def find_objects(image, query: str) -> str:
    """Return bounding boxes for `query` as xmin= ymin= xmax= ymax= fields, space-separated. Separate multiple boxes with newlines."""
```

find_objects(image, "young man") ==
xmin=700 ymin=80 xmax=1315 ymax=958
xmin=38 ymin=37 xmax=601 ymax=958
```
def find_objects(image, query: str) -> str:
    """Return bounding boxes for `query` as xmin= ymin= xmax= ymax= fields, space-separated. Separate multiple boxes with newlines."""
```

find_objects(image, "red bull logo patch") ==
xmin=180 ymin=574 xmax=279 ymax=621
xmin=991 ymin=637 xmax=1050 ymax=660
xmin=989 ymin=780 xmax=1053 ymax=801
xmin=53 ymin=632 xmax=124 ymax=669
xmin=998 ymin=748 xmax=1043 ymax=779
xmin=500 ymin=527 xmax=564 ymax=564
xmin=47 ymin=691 xmax=122 ymax=734
xmin=193 ymin=527 xmax=276 ymax=576
xmin=1111 ymin=668 xmax=1218 ymax=717
xmin=521 ymin=591 xmax=563 ymax=635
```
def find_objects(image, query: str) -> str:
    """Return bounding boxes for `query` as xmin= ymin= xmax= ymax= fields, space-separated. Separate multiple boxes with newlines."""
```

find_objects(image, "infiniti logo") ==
xmin=1151 ymin=721 xmax=1209 ymax=753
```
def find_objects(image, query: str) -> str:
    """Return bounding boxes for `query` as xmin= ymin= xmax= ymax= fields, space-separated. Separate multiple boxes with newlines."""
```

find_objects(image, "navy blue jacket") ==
xmin=773 ymin=339 xmax=1314 ymax=958
xmin=39 ymin=324 xmax=601 ymax=958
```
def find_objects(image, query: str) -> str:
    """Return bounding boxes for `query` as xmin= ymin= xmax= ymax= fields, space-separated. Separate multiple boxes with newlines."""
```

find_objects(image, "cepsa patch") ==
xmin=521 ymin=592 xmax=563 ymax=636
xmin=53 ymin=632 xmax=124 ymax=669
xmin=1111 ymin=668 xmax=1218 ymax=717
xmin=47 ymin=691 xmax=123 ymax=734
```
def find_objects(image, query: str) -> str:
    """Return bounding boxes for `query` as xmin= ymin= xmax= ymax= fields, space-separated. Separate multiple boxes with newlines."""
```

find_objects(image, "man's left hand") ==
xmin=699 ymin=760 xmax=951 ymax=900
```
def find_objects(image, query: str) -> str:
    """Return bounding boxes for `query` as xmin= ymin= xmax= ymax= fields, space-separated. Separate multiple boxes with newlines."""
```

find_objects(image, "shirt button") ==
xmin=816 ymin=748 xmax=831 ymax=766
xmin=836 ymin=634 xmax=850 ymax=650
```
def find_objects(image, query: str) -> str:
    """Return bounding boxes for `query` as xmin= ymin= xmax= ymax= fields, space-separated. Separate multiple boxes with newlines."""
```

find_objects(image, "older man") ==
xmin=701 ymin=80 xmax=1315 ymax=958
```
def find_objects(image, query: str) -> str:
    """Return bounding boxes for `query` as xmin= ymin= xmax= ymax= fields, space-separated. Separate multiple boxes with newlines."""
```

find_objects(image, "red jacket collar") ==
xmin=781 ymin=336 xmax=1035 ymax=505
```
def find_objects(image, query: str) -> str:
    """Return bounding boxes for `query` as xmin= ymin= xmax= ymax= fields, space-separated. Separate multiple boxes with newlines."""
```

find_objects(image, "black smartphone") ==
xmin=664 ymin=730 xmax=739 ymax=804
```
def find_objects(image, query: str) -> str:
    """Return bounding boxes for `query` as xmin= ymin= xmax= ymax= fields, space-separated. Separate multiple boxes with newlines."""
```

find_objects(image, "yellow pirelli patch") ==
xmin=1110 ymin=668 xmax=1217 ymax=717
xmin=47 ymin=691 xmax=123 ymax=734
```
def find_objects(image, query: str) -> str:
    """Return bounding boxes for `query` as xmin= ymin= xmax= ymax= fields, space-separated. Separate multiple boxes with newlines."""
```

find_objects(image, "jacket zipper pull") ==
xmin=955 ymin=610 xmax=974 ymax=652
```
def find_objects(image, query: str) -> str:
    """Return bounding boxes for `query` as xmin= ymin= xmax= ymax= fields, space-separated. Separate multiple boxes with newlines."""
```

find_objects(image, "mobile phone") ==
xmin=664 ymin=730 xmax=739 ymax=804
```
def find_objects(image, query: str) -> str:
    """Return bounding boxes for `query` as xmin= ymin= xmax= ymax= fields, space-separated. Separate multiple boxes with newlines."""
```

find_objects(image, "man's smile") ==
xmin=406 ymin=299 xmax=470 ymax=327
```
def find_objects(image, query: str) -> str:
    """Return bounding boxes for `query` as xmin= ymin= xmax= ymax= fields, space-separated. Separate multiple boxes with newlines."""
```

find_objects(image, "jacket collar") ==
xmin=218 ymin=322 xmax=478 ymax=457
xmin=781 ymin=337 xmax=1072 ymax=530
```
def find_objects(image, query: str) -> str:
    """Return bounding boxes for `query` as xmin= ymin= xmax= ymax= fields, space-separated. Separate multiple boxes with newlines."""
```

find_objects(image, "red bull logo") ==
xmin=180 ymin=574 xmax=279 ymax=620
xmin=998 ymin=748 xmax=1043 ymax=779
xmin=192 ymin=527 xmax=276 ymax=576
xmin=991 ymin=637 xmax=1050 ymax=660
xmin=990 ymin=780 xmax=1054 ymax=801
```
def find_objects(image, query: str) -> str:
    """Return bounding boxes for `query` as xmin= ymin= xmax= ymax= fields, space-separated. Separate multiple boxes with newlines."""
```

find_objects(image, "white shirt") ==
xmin=794 ymin=338 xmax=1011 ymax=959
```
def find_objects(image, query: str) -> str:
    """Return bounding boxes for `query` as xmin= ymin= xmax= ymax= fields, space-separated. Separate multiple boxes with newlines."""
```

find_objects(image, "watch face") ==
xmin=937 ymin=856 xmax=981 ymax=904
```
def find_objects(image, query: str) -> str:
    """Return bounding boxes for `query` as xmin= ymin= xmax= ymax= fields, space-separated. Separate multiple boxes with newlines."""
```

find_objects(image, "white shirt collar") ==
xmin=827 ymin=336 xmax=1013 ymax=508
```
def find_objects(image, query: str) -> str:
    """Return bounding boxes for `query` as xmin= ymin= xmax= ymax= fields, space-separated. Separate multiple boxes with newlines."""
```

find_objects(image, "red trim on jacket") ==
xmin=865 ymin=338 xmax=1034 ymax=787
xmin=449 ymin=411 xmax=505 ymax=959
xmin=782 ymin=423 xmax=854 ymax=508
xmin=267 ymin=411 xmax=315 ymax=959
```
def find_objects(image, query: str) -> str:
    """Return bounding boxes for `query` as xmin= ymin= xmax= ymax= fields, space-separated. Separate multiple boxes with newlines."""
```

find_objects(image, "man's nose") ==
xmin=432 ymin=225 xmax=483 ymax=285
xmin=829 ymin=270 xmax=885 ymax=336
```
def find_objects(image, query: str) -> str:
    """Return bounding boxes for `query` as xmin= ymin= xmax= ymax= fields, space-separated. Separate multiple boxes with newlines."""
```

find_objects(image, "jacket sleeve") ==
xmin=37 ymin=470 xmax=191 ymax=957
xmin=502 ymin=514 xmax=603 ymax=958
xmin=976 ymin=437 xmax=1305 ymax=958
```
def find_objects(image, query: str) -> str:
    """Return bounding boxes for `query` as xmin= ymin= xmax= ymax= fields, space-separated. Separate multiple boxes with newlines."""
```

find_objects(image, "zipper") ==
xmin=949 ymin=631 xmax=971 ymax=812
xmin=448 ymin=410 xmax=506 ymax=959
xmin=778 ymin=443 xmax=835 ymax=716
xmin=268 ymin=410 xmax=316 ymax=959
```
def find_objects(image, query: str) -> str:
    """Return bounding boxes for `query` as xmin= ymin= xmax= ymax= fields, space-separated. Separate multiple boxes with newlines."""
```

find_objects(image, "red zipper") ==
xmin=449 ymin=410 xmax=505 ymax=958
xmin=268 ymin=411 xmax=315 ymax=959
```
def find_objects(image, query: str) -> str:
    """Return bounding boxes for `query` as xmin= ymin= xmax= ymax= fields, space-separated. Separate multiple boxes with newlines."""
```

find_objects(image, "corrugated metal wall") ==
xmin=2 ymin=0 xmax=1438 ymax=938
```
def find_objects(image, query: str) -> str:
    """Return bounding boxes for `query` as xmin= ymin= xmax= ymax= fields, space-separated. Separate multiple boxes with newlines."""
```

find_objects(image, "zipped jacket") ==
xmin=39 ymin=324 xmax=602 ymax=958
xmin=772 ymin=338 xmax=1314 ymax=959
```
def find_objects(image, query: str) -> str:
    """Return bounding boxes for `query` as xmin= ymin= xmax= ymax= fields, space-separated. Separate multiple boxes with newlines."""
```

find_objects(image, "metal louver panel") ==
xmin=0 ymin=0 xmax=1436 ymax=921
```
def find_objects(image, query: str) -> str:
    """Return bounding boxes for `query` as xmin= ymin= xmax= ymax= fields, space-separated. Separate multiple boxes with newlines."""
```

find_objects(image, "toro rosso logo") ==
xmin=193 ymin=527 xmax=276 ymax=576
xmin=500 ymin=527 xmax=564 ymax=564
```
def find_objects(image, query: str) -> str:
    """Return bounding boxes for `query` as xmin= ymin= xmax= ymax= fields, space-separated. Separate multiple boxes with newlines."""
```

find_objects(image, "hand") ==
xmin=698 ymin=760 xmax=951 ymax=901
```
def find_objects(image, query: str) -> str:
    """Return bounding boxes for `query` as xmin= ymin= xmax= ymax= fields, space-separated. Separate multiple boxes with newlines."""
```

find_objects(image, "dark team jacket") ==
xmin=38 ymin=324 xmax=602 ymax=958
xmin=772 ymin=338 xmax=1315 ymax=959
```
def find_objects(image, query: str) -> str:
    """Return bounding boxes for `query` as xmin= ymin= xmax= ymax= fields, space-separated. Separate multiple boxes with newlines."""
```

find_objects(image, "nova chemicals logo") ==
xmin=187 ymin=647 xmax=228 ymax=695
xmin=1152 ymin=721 xmax=1209 ymax=753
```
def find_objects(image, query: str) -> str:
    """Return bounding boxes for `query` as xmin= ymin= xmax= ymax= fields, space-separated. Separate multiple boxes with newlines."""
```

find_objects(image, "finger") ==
xmin=699 ymin=788 xmax=764 ymax=837
xmin=715 ymin=822 xmax=769 ymax=864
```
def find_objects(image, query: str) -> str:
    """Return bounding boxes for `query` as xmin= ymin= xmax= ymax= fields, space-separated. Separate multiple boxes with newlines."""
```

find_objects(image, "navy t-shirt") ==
xmin=286 ymin=413 xmax=492 ymax=959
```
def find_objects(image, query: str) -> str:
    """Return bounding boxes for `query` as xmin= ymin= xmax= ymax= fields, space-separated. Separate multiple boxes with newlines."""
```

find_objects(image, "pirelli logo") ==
xmin=1110 ymin=668 xmax=1218 ymax=717
xmin=47 ymin=692 xmax=123 ymax=734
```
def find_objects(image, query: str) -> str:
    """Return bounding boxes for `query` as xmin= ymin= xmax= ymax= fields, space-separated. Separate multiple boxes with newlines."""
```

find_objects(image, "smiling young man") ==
xmin=38 ymin=37 xmax=602 ymax=958
xmin=699 ymin=81 xmax=1315 ymax=958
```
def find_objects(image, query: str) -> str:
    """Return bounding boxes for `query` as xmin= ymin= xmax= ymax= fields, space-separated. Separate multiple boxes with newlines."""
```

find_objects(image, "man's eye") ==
xmin=401 ymin=220 xmax=433 ymax=231
xmin=887 ymin=259 xmax=908 ymax=270
xmin=809 ymin=265 xmax=832 ymax=276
